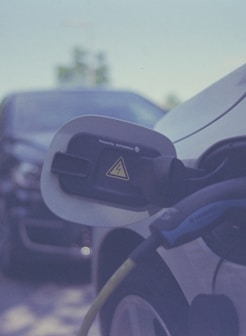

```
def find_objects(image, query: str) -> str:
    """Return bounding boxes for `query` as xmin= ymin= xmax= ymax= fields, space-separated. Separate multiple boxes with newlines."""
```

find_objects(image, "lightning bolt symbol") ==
xmin=115 ymin=163 xmax=121 ymax=174
xmin=106 ymin=157 xmax=129 ymax=180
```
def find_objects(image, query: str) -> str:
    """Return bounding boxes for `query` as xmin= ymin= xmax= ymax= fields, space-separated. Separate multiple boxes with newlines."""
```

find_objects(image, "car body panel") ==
xmin=92 ymin=64 xmax=246 ymax=334
xmin=155 ymin=63 xmax=246 ymax=160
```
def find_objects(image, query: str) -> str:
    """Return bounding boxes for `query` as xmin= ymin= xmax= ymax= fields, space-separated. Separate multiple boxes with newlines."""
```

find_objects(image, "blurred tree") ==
xmin=73 ymin=47 xmax=89 ymax=80
xmin=56 ymin=46 xmax=110 ymax=87
xmin=94 ymin=52 xmax=110 ymax=85
xmin=56 ymin=66 xmax=74 ymax=84
xmin=163 ymin=93 xmax=182 ymax=110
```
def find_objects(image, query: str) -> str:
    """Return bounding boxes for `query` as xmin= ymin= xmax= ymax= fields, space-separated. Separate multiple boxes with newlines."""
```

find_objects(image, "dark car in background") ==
xmin=0 ymin=88 xmax=165 ymax=274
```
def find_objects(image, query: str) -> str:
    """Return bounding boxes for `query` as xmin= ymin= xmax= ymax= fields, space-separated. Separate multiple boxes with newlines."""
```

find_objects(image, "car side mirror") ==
xmin=41 ymin=116 xmax=176 ymax=227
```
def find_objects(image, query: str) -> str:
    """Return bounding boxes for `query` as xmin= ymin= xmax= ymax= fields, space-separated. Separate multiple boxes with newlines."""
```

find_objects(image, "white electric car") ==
xmin=41 ymin=64 xmax=246 ymax=336
xmin=90 ymin=64 xmax=246 ymax=336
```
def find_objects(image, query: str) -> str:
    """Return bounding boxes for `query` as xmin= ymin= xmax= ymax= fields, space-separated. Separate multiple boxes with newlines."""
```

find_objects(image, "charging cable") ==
xmin=78 ymin=234 xmax=159 ymax=336
xmin=78 ymin=258 xmax=135 ymax=336
xmin=78 ymin=177 xmax=246 ymax=336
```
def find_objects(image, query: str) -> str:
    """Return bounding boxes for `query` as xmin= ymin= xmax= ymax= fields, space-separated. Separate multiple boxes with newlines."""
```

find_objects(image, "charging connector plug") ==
xmin=150 ymin=177 xmax=246 ymax=249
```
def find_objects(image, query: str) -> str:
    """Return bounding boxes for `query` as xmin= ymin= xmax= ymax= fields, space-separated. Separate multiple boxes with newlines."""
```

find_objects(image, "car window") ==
xmin=8 ymin=91 xmax=164 ymax=134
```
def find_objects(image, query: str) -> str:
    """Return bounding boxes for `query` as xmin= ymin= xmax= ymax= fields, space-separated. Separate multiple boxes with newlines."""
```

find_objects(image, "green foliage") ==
xmin=56 ymin=46 xmax=110 ymax=87
xmin=94 ymin=52 xmax=110 ymax=85
xmin=163 ymin=93 xmax=182 ymax=110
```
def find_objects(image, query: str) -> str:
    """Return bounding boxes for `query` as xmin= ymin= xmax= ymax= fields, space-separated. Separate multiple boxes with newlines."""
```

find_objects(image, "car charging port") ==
xmin=197 ymin=136 xmax=246 ymax=265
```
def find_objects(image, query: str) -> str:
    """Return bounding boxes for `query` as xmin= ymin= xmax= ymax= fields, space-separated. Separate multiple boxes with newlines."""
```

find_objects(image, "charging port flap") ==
xmin=41 ymin=116 xmax=176 ymax=227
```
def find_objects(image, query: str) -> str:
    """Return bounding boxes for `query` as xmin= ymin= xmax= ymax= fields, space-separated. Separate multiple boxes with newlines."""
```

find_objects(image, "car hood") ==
xmin=155 ymin=64 xmax=246 ymax=160
xmin=6 ymin=131 xmax=56 ymax=164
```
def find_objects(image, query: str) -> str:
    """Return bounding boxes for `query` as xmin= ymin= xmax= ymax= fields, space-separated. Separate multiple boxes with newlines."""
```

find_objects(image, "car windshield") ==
xmin=8 ymin=90 xmax=164 ymax=135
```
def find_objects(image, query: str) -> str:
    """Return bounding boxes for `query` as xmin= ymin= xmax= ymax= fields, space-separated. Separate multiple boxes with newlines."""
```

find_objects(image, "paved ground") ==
xmin=0 ymin=264 xmax=100 ymax=336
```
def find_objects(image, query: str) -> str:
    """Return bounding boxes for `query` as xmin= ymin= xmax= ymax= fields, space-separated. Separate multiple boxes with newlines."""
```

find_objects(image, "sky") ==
xmin=0 ymin=0 xmax=245 ymax=105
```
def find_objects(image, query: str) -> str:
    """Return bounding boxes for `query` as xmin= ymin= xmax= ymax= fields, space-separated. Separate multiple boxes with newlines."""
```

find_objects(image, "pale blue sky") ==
xmin=1 ymin=0 xmax=245 ymax=105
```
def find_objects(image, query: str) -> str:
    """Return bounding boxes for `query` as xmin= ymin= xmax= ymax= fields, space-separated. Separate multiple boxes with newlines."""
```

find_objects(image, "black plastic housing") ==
xmin=51 ymin=133 xmax=161 ymax=208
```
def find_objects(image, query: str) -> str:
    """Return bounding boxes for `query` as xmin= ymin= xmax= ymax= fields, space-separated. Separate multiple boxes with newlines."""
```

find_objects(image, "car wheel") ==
xmin=99 ymin=252 xmax=189 ymax=336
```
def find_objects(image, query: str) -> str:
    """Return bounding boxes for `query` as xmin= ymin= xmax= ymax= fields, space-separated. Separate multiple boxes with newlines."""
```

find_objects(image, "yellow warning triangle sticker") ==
xmin=106 ymin=157 xmax=129 ymax=181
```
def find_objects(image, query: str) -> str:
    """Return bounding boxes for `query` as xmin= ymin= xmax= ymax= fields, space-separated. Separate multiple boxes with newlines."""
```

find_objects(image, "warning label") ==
xmin=106 ymin=157 xmax=129 ymax=181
